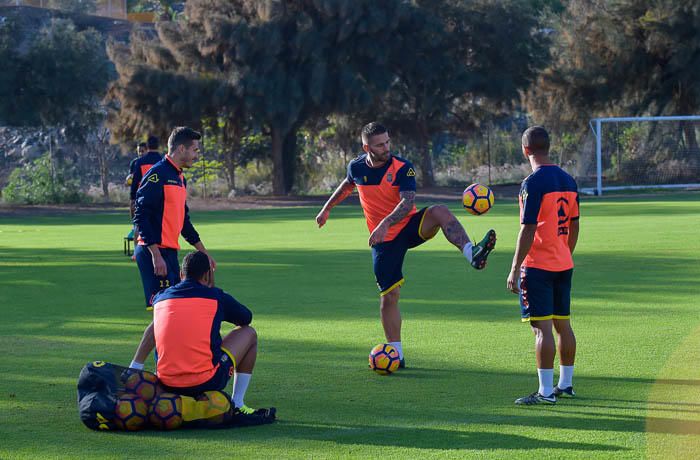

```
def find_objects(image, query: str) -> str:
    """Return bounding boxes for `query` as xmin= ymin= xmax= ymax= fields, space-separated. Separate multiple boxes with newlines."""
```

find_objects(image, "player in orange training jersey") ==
xmin=507 ymin=126 xmax=579 ymax=405
xmin=316 ymin=122 xmax=496 ymax=368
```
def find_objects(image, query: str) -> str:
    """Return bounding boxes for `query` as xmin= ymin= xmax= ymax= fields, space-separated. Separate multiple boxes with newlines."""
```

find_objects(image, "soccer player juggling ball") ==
xmin=130 ymin=127 xmax=216 ymax=368
xmin=316 ymin=122 xmax=496 ymax=368
xmin=507 ymin=126 xmax=579 ymax=405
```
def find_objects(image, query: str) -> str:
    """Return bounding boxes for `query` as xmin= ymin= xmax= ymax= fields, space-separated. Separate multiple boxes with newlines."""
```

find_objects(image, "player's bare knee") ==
xmin=241 ymin=325 xmax=257 ymax=343
xmin=429 ymin=204 xmax=451 ymax=222
xmin=530 ymin=321 xmax=553 ymax=338
xmin=380 ymin=289 xmax=400 ymax=307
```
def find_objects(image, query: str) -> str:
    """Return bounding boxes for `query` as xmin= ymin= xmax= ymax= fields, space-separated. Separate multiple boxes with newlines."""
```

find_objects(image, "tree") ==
xmin=108 ymin=0 xmax=437 ymax=194
xmin=0 ymin=18 xmax=112 ymax=130
xmin=0 ymin=17 xmax=115 ymax=199
xmin=528 ymin=0 xmax=700 ymax=154
xmin=381 ymin=0 xmax=549 ymax=186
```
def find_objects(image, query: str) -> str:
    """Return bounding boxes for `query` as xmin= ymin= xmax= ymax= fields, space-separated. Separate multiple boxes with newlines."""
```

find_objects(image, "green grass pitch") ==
xmin=1 ymin=193 xmax=699 ymax=459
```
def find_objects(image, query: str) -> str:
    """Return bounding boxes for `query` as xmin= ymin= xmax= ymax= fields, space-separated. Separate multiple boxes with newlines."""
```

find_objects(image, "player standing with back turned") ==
xmin=507 ymin=126 xmax=579 ymax=405
xmin=316 ymin=122 xmax=496 ymax=368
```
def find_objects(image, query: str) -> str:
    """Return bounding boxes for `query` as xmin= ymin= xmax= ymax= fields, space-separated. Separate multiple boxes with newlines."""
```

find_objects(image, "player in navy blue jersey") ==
xmin=508 ymin=126 xmax=579 ymax=405
xmin=317 ymin=122 xmax=497 ymax=368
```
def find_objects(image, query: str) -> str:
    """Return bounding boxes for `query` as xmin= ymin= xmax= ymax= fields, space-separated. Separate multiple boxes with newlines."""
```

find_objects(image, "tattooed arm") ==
xmin=316 ymin=178 xmax=355 ymax=228
xmin=368 ymin=191 xmax=416 ymax=246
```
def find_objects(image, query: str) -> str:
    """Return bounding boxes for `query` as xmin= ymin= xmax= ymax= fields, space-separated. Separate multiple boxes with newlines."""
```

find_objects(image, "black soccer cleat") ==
xmin=553 ymin=385 xmax=575 ymax=397
xmin=231 ymin=406 xmax=276 ymax=426
xmin=398 ymin=358 xmax=406 ymax=369
xmin=514 ymin=391 xmax=556 ymax=405
xmin=471 ymin=229 xmax=496 ymax=270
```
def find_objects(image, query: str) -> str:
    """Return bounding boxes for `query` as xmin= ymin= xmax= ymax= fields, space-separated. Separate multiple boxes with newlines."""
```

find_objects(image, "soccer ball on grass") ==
xmin=369 ymin=343 xmax=401 ymax=375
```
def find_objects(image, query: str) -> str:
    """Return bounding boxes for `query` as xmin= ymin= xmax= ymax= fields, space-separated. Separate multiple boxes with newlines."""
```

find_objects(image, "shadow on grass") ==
xmin=0 ymin=245 xmax=698 ymax=333
xmin=223 ymin=420 xmax=628 ymax=452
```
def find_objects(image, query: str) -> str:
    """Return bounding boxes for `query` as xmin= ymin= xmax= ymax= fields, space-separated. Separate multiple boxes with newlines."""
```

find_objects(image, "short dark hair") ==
xmin=182 ymin=251 xmax=210 ymax=280
xmin=522 ymin=126 xmax=550 ymax=155
xmin=137 ymin=142 xmax=147 ymax=149
xmin=168 ymin=127 xmax=202 ymax=152
xmin=147 ymin=135 xmax=159 ymax=150
xmin=361 ymin=122 xmax=388 ymax=144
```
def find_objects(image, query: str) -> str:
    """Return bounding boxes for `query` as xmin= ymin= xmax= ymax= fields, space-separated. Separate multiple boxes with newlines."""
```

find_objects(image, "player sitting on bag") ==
xmin=130 ymin=251 xmax=275 ymax=420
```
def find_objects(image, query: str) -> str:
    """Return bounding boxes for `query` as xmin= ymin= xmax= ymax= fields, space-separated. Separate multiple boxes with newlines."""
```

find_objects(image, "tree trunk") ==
xmin=271 ymin=125 xmax=287 ymax=195
xmin=417 ymin=121 xmax=435 ymax=188
xmin=282 ymin=128 xmax=297 ymax=194
xmin=96 ymin=146 xmax=109 ymax=201
xmin=222 ymin=126 xmax=240 ymax=192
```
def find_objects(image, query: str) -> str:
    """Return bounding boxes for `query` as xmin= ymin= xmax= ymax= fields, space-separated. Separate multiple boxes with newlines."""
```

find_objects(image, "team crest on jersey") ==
xmin=406 ymin=168 xmax=416 ymax=177
xmin=386 ymin=173 xmax=393 ymax=182
xmin=148 ymin=174 xmax=159 ymax=183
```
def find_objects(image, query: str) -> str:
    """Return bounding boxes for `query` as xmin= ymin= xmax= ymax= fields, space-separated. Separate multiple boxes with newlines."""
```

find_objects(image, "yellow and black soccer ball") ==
xmin=369 ymin=343 xmax=400 ymax=375
xmin=462 ymin=183 xmax=495 ymax=215
xmin=149 ymin=392 xmax=183 ymax=430
xmin=113 ymin=394 xmax=148 ymax=431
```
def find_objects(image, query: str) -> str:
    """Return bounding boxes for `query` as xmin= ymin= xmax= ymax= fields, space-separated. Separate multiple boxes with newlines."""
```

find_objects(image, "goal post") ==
xmin=585 ymin=115 xmax=700 ymax=195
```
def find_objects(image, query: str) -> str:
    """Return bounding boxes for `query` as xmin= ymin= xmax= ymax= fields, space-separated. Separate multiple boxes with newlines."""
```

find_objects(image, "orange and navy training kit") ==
xmin=518 ymin=165 xmax=579 ymax=322
xmin=129 ymin=151 xmax=162 ymax=201
xmin=133 ymin=156 xmax=200 ymax=307
xmin=347 ymin=154 xmax=433 ymax=295
xmin=152 ymin=279 xmax=252 ymax=396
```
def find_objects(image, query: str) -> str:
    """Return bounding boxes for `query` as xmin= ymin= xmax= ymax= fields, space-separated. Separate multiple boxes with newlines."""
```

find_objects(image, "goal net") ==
xmin=580 ymin=116 xmax=700 ymax=195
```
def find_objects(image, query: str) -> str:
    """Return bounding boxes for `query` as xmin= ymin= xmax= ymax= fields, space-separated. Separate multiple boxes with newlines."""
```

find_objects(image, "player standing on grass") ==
xmin=316 ymin=122 xmax=496 ymax=368
xmin=129 ymin=127 xmax=216 ymax=366
xmin=129 ymin=136 xmax=163 ymax=222
xmin=507 ymin=126 xmax=579 ymax=405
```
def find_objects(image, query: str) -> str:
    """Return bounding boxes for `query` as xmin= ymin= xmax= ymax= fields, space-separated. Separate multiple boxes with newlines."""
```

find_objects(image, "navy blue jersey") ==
xmin=129 ymin=151 xmax=162 ymax=200
xmin=134 ymin=156 xmax=199 ymax=249
xmin=152 ymin=279 xmax=252 ymax=387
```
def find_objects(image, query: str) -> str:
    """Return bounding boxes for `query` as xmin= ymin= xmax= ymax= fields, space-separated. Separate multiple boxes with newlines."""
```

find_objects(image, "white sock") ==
xmin=462 ymin=242 xmax=474 ymax=262
xmin=389 ymin=341 xmax=403 ymax=359
xmin=558 ymin=365 xmax=574 ymax=388
xmin=537 ymin=368 xmax=554 ymax=396
xmin=129 ymin=361 xmax=144 ymax=370
xmin=231 ymin=372 xmax=252 ymax=408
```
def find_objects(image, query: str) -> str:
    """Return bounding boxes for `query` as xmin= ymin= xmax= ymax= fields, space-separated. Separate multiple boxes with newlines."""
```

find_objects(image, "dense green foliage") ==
xmin=0 ymin=18 xmax=112 ymax=132
xmin=107 ymin=0 xmax=549 ymax=193
xmin=2 ymin=153 xmax=83 ymax=204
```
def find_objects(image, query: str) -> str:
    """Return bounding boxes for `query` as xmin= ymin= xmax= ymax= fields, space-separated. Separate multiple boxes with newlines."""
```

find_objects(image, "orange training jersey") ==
xmin=346 ymin=154 xmax=417 ymax=242
xmin=519 ymin=165 xmax=579 ymax=271
xmin=152 ymin=279 xmax=252 ymax=388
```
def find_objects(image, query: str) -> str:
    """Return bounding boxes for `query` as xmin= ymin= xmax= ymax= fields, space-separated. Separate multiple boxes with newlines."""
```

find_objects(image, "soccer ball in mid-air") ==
xmin=113 ymin=394 xmax=149 ymax=431
xmin=369 ymin=343 xmax=401 ymax=375
xmin=462 ymin=183 xmax=495 ymax=215
xmin=149 ymin=392 xmax=183 ymax=430
xmin=123 ymin=370 xmax=158 ymax=404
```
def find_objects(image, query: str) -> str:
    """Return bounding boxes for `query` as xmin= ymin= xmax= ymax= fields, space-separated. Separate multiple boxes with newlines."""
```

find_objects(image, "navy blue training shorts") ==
xmin=160 ymin=348 xmax=235 ymax=397
xmin=519 ymin=267 xmax=573 ymax=322
xmin=372 ymin=207 xmax=435 ymax=295
xmin=134 ymin=245 xmax=180 ymax=308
